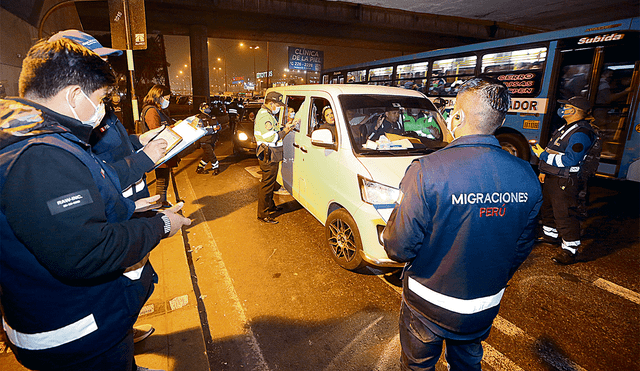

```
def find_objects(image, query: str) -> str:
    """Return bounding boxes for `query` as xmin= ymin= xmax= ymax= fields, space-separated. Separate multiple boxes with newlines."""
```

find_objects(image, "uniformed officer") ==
xmin=254 ymin=91 xmax=296 ymax=224
xmin=384 ymin=77 xmax=542 ymax=371
xmin=195 ymin=102 xmax=222 ymax=175
xmin=531 ymin=96 xmax=596 ymax=265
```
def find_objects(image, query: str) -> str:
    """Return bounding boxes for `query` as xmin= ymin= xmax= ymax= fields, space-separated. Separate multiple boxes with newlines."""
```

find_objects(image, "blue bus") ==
xmin=321 ymin=18 xmax=640 ymax=182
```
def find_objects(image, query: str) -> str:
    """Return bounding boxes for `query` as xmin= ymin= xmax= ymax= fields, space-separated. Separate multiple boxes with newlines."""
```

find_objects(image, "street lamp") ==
xmin=249 ymin=46 xmax=259 ymax=85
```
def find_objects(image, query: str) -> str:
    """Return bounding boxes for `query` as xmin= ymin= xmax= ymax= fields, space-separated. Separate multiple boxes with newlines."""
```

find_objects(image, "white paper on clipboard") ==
xmin=154 ymin=116 xmax=207 ymax=168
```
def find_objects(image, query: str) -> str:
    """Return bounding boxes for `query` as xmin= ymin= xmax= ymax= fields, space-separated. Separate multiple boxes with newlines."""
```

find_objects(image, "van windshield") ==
xmin=339 ymin=94 xmax=451 ymax=156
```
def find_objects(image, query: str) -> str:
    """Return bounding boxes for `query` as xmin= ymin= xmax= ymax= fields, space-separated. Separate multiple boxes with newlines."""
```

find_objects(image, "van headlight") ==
xmin=358 ymin=175 xmax=400 ymax=205
xmin=237 ymin=132 xmax=249 ymax=141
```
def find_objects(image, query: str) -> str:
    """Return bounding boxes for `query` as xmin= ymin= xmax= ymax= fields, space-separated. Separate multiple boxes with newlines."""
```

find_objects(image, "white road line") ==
xmin=323 ymin=316 xmax=384 ymax=371
xmin=181 ymin=173 xmax=270 ymax=371
xmin=482 ymin=343 xmax=525 ymax=371
xmin=592 ymin=278 xmax=640 ymax=305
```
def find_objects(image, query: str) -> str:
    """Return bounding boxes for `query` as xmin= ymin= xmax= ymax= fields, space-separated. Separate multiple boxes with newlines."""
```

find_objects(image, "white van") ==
xmin=271 ymin=85 xmax=452 ymax=270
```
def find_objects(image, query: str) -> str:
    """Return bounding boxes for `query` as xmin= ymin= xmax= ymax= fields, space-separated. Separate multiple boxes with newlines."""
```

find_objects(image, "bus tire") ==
xmin=325 ymin=208 xmax=366 ymax=271
xmin=497 ymin=133 xmax=530 ymax=162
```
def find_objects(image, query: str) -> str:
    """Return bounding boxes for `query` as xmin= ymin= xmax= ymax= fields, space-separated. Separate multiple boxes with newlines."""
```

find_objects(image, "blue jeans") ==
xmin=399 ymin=302 xmax=486 ymax=371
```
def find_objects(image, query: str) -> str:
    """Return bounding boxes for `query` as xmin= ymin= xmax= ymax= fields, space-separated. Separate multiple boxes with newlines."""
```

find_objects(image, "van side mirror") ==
xmin=311 ymin=128 xmax=336 ymax=149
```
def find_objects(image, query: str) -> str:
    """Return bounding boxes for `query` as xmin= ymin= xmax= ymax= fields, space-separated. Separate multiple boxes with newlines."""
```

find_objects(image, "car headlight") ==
xmin=237 ymin=132 xmax=249 ymax=141
xmin=358 ymin=175 xmax=400 ymax=205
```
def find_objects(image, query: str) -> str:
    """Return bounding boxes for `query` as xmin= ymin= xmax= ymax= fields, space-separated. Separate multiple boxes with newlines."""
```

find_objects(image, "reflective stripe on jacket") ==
xmin=539 ymin=120 xmax=594 ymax=177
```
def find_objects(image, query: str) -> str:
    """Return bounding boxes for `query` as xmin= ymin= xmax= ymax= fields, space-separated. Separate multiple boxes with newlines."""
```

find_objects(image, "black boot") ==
xmin=196 ymin=166 xmax=208 ymax=174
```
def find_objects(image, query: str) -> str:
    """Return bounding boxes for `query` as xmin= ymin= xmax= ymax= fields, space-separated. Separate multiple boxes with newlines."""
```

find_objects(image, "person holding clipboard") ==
xmin=141 ymin=85 xmax=177 ymax=208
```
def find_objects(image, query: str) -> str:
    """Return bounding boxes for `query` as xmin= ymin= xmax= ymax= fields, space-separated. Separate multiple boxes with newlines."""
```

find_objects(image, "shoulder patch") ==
xmin=47 ymin=189 xmax=93 ymax=215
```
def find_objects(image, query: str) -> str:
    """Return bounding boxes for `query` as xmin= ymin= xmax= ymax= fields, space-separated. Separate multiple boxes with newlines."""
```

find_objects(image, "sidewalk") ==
xmin=0 ymin=215 xmax=209 ymax=371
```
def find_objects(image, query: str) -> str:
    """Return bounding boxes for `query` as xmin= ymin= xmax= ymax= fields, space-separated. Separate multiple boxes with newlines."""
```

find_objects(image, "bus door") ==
xmin=552 ymin=33 xmax=639 ymax=179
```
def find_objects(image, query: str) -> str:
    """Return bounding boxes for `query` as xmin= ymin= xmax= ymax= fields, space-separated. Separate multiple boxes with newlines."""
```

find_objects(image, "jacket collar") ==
xmin=3 ymin=97 xmax=93 ymax=146
xmin=445 ymin=134 xmax=501 ymax=149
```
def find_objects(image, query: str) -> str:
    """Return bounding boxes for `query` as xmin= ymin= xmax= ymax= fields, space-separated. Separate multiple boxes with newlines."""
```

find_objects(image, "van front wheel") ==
xmin=326 ymin=209 xmax=366 ymax=271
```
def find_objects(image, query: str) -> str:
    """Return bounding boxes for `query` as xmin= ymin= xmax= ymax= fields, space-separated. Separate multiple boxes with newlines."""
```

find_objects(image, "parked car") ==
xmin=233 ymin=102 xmax=261 ymax=154
xmin=270 ymin=84 xmax=452 ymax=270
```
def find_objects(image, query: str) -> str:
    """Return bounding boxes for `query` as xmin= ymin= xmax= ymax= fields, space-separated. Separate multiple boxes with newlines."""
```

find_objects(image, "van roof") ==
xmin=266 ymin=84 xmax=426 ymax=97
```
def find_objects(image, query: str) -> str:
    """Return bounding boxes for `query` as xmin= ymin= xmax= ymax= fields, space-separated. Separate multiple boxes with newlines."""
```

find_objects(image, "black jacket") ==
xmin=0 ymin=98 xmax=165 ymax=368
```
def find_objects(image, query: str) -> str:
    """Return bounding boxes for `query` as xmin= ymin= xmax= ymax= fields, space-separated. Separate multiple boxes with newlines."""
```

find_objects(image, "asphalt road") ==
xmin=174 ymin=133 xmax=640 ymax=371
xmin=1 ymin=130 xmax=635 ymax=371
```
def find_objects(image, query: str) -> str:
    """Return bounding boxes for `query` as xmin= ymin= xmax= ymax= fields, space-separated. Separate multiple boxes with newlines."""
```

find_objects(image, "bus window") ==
xmin=482 ymin=47 xmax=547 ymax=97
xmin=369 ymin=66 xmax=394 ymax=84
xmin=347 ymin=70 xmax=367 ymax=83
xmin=396 ymin=62 xmax=428 ymax=91
xmin=482 ymin=47 xmax=547 ymax=73
xmin=429 ymin=56 xmax=476 ymax=96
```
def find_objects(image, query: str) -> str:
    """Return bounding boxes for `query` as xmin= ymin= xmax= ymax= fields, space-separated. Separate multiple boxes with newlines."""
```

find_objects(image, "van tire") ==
xmin=326 ymin=209 xmax=366 ymax=271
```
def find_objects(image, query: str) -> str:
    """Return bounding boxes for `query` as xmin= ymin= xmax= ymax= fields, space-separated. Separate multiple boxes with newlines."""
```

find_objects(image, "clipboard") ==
xmin=153 ymin=115 xmax=207 ymax=168
xmin=152 ymin=126 xmax=182 ymax=153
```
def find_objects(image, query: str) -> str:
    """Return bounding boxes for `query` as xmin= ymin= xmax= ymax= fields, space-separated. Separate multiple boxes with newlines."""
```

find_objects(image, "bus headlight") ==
xmin=358 ymin=175 xmax=400 ymax=205
xmin=237 ymin=132 xmax=249 ymax=141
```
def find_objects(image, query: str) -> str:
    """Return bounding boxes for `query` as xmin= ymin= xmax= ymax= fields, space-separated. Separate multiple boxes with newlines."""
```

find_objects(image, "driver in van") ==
xmin=368 ymin=107 xmax=403 ymax=141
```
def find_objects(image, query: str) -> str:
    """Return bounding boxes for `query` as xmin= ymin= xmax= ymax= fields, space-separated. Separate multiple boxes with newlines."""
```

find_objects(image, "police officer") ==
xmin=195 ymin=102 xmax=222 ymax=175
xmin=531 ymin=96 xmax=596 ymax=265
xmin=384 ymin=77 xmax=542 ymax=371
xmin=254 ymin=91 xmax=296 ymax=224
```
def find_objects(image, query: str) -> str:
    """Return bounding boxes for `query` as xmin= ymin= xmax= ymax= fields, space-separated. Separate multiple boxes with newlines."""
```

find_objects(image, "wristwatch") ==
xmin=160 ymin=214 xmax=171 ymax=238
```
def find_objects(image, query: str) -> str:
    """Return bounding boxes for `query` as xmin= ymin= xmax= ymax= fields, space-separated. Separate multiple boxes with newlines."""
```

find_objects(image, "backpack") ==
xmin=577 ymin=123 xmax=602 ymax=180
xmin=135 ymin=106 xmax=154 ymax=134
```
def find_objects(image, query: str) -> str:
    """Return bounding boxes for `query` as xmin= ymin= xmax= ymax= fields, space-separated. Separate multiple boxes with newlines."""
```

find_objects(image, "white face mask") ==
xmin=289 ymin=112 xmax=295 ymax=119
xmin=67 ymin=88 xmax=106 ymax=127
xmin=161 ymin=98 xmax=170 ymax=109
xmin=272 ymin=105 xmax=280 ymax=115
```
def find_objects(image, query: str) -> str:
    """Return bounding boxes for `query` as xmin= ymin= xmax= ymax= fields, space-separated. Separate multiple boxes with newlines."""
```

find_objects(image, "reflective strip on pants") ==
xmin=407 ymin=277 xmax=505 ymax=315
xmin=3 ymin=314 xmax=98 ymax=350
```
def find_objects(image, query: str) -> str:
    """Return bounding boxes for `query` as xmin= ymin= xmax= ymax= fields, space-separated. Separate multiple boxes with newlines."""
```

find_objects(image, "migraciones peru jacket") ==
xmin=538 ymin=119 xmax=595 ymax=177
xmin=0 ymin=98 xmax=164 ymax=369
xmin=384 ymin=135 xmax=542 ymax=335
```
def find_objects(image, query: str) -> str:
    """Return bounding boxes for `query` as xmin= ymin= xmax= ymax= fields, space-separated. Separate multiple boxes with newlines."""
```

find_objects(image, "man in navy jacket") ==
xmin=0 ymin=36 xmax=190 ymax=370
xmin=384 ymin=77 xmax=542 ymax=370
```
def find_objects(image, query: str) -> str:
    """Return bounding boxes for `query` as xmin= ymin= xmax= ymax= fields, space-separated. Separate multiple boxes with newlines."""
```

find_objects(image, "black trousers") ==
xmin=257 ymin=158 xmax=279 ymax=219
xmin=540 ymin=174 xmax=583 ymax=242
xmin=198 ymin=134 xmax=218 ymax=167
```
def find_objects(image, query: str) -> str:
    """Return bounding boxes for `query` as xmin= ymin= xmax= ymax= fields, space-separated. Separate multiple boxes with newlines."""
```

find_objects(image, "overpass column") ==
xmin=189 ymin=25 xmax=210 ymax=113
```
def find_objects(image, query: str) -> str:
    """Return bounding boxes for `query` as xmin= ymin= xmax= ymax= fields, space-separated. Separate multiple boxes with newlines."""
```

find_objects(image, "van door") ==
xmin=292 ymin=94 xmax=340 ymax=221
xmin=280 ymin=95 xmax=307 ymax=196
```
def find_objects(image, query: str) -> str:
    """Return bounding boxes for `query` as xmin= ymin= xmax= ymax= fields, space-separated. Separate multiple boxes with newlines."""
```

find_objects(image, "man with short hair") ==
xmin=369 ymin=107 xmax=403 ymax=141
xmin=384 ymin=77 xmax=542 ymax=370
xmin=531 ymin=96 xmax=597 ymax=264
xmin=0 ymin=36 xmax=190 ymax=371
xmin=254 ymin=91 xmax=296 ymax=224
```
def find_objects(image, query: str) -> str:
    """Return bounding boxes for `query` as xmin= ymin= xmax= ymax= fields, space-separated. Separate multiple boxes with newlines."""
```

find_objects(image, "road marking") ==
xmin=483 ymin=343 xmax=525 ymax=371
xmin=592 ymin=278 xmax=640 ymax=305
xmin=181 ymin=172 xmax=270 ymax=371
xmin=323 ymin=316 xmax=384 ymax=371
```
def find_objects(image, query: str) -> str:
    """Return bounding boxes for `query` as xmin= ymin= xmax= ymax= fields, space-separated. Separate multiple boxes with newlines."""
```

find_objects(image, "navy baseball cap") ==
xmin=48 ymin=29 xmax=123 ymax=57
xmin=558 ymin=96 xmax=592 ymax=112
